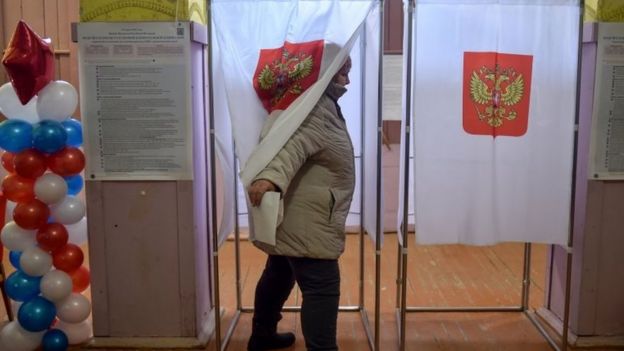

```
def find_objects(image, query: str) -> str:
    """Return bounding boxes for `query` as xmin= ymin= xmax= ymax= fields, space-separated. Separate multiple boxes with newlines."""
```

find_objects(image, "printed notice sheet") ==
xmin=590 ymin=23 xmax=624 ymax=180
xmin=78 ymin=22 xmax=193 ymax=180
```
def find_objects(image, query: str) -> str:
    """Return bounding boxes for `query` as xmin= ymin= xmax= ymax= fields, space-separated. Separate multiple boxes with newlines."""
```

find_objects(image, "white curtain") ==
xmin=399 ymin=0 xmax=580 ymax=246
xmin=212 ymin=0 xmax=382 ymax=246
xmin=211 ymin=39 xmax=237 ymax=246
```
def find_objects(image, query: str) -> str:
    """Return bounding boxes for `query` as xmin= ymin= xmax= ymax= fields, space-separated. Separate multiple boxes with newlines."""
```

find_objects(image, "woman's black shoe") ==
xmin=247 ymin=332 xmax=296 ymax=351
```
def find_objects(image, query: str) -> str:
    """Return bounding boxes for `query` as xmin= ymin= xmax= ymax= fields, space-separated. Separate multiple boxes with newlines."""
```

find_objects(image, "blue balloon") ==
xmin=42 ymin=329 xmax=69 ymax=351
xmin=0 ymin=119 xmax=33 ymax=152
xmin=5 ymin=270 xmax=41 ymax=302
xmin=64 ymin=174 xmax=84 ymax=195
xmin=33 ymin=120 xmax=67 ymax=153
xmin=61 ymin=118 xmax=83 ymax=147
xmin=9 ymin=250 xmax=22 ymax=270
xmin=18 ymin=296 xmax=57 ymax=332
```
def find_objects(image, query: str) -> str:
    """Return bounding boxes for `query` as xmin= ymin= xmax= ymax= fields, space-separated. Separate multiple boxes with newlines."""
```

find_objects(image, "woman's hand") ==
xmin=247 ymin=179 xmax=277 ymax=207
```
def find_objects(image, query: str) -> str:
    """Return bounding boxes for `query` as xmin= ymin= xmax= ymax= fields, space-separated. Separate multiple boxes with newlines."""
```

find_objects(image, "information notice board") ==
xmin=589 ymin=23 xmax=624 ymax=180
xmin=78 ymin=22 xmax=193 ymax=180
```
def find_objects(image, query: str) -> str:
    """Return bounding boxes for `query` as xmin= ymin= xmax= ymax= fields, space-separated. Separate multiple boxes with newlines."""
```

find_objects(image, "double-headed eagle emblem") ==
xmin=469 ymin=64 xmax=525 ymax=128
xmin=257 ymin=49 xmax=314 ymax=109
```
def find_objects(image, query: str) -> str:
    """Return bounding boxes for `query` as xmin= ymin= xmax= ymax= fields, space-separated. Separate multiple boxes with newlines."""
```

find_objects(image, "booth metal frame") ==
xmin=206 ymin=1 xmax=386 ymax=350
xmin=396 ymin=1 xmax=585 ymax=351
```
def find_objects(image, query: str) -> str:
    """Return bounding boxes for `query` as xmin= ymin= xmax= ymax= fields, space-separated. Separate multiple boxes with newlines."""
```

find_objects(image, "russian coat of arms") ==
xmin=463 ymin=52 xmax=533 ymax=137
xmin=253 ymin=40 xmax=324 ymax=113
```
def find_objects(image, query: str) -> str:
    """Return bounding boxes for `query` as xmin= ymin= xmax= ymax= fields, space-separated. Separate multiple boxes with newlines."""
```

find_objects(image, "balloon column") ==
xmin=0 ymin=21 xmax=92 ymax=351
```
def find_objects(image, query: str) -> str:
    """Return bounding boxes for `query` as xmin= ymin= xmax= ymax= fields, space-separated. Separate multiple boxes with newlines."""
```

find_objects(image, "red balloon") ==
xmin=13 ymin=199 xmax=49 ymax=229
xmin=69 ymin=266 xmax=91 ymax=293
xmin=1 ymin=152 xmax=15 ymax=173
xmin=2 ymin=174 xmax=35 ymax=203
xmin=1 ymin=20 xmax=54 ymax=104
xmin=14 ymin=148 xmax=47 ymax=179
xmin=47 ymin=147 xmax=85 ymax=176
xmin=36 ymin=222 xmax=69 ymax=253
xmin=53 ymin=243 xmax=84 ymax=273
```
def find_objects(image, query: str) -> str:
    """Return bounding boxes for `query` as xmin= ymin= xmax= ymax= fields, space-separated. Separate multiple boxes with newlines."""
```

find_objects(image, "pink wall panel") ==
xmin=548 ymin=22 xmax=624 ymax=339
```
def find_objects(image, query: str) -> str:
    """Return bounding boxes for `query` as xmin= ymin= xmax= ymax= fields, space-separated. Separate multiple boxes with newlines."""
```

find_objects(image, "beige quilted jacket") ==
xmin=252 ymin=83 xmax=355 ymax=259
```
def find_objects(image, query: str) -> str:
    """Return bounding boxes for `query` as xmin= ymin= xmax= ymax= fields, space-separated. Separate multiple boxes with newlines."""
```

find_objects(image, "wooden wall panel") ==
xmin=20 ymin=0 xmax=46 ymax=35
xmin=2 ymin=1 xmax=23 ymax=50
xmin=0 ymin=2 xmax=21 ymax=87
xmin=384 ymin=0 xmax=403 ymax=54
xmin=1 ymin=0 xmax=22 ymax=86
xmin=44 ymin=0 xmax=60 ymax=38
xmin=0 ymin=0 xmax=6 ymax=83
xmin=68 ymin=0 xmax=80 ymax=101
xmin=44 ymin=0 xmax=61 ymax=86
xmin=60 ymin=0 xmax=81 ymax=114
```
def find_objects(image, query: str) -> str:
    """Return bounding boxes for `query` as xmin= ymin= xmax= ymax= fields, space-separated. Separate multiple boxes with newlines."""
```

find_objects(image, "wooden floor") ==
xmin=206 ymin=233 xmax=554 ymax=351
xmin=0 ymin=234 xmax=565 ymax=350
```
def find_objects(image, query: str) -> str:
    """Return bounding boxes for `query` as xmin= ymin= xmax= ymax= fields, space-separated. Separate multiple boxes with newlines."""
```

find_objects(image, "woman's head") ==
xmin=332 ymin=56 xmax=352 ymax=87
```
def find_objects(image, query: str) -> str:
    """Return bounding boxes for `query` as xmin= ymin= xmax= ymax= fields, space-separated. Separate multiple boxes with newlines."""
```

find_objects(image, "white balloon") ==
xmin=5 ymin=201 xmax=17 ymax=226
xmin=1 ymin=221 xmax=37 ymax=251
xmin=66 ymin=217 xmax=89 ymax=245
xmin=34 ymin=173 xmax=68 ymax=204
xmin=0 ymin=83 xmax=40 ymax=124
xmin=50 ymin=196 xmax=86 ymax=224
xmin=40 ymin=270 xmax=73 ymax=303
xmin=36 ymin=81 xmax=78 ymax=121
xmin=19 ymin=246 xmax=52 ymax=277
xmin=0 ymin=321 xmax=45 ymax=351
xmin=55 ymin=320 xmax=92 ymax=345
xmin=56 ymin=293 xmax=91 ymax=323
xmin=11 ymin=300 xmax=23 ymax=315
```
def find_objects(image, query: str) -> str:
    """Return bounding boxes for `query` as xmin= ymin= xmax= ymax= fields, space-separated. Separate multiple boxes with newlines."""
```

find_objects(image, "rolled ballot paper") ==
xmin=249 ymin=191 xmax=282 ymax=246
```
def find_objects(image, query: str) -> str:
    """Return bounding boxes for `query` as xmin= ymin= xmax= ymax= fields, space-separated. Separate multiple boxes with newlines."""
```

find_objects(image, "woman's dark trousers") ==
xmin=252 ymin=254 xmax=341 ymax=351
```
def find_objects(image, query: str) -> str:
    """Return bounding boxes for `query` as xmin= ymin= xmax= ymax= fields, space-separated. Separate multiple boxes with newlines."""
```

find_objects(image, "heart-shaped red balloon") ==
xmin=1 ymin=20 xmax=55 ymax=105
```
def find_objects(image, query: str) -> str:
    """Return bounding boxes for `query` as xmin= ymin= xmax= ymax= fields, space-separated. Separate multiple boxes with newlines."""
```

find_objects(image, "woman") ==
xmin=247 ymin=56 xmax=354 ymax=351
